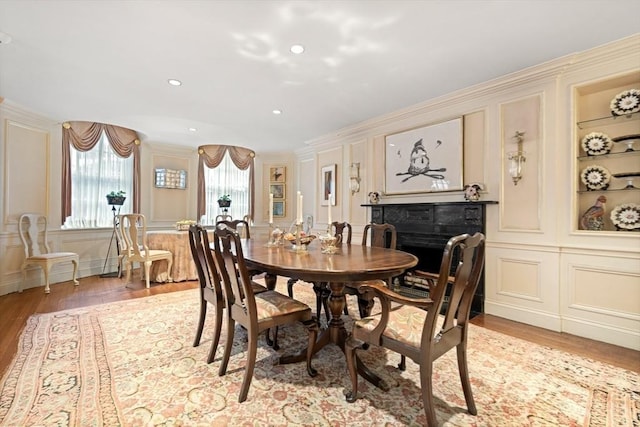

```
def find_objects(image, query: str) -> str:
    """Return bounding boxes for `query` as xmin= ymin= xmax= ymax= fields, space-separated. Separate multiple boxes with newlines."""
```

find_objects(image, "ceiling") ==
xmin=1 ymin=1 xmax=638 ymax=154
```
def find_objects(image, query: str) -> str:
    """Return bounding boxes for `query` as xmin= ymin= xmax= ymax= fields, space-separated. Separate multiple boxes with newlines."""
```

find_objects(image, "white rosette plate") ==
xmin=580 ymin=165 xmax=610 ymax=190
xmin=610 ymin=89 xmax=640 ymax=116
xmin=581 ymin=132 xmax=612 ymax=156
xmin=610 ymin=203 xmax=640 ymax=231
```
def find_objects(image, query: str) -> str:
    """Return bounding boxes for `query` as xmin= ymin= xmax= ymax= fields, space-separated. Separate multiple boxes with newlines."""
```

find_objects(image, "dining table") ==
xmin=240 ymin=238 xmax=418 ymax=389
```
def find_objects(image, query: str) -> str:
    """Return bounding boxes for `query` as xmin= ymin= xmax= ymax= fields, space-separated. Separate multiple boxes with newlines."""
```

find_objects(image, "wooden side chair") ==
xmin=287 ymin=221 xmax=353 ymax=323
xmin=119 ymin=214 xmax=173 ymax=288
xmin=189 ymin=224 xmax=277 ymax=362
xmin=343 ymin=223 xmax=397 ymax=319
xmin=213 ymin=225 xmax=318 ymax=402
xmin=345 ymin=232 xmax=486 ymax=426
xmin=214 ymin=214 xmax=232 ymax=223
xmin=18 ymin=213 xmax=79 ymax=293
xmin=216 ymin=219 xmax=251 ymax=239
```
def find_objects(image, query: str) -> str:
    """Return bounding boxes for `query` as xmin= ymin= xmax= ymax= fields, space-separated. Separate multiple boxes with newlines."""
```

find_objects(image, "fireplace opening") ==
xmin=394 ymin=242 xmax=483 ymax=317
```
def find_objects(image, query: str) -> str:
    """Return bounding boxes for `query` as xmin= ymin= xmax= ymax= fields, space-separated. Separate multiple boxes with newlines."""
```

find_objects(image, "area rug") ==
xmin=1 ymin=279 xmax=638 ymax=426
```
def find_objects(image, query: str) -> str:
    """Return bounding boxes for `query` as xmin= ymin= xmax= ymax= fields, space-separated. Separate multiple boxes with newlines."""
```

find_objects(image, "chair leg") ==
xmin=344 ymin=336 xmax=361 ymax=403
xmin=219 ymin=317 xmax=235 ymax=376
xmin=193 ymin=297 xmax=207 ymax=347
xmin=286 ymin=277 xmax=297 ymax=297
xmin=457 ymin=343 xmax=477 ymax=415
xmin=207 ymin=301 xmax=224 ymax=364
xmin=43 ymin=265 xmax=53 ymax=294
xmin=71 ymin=258 xmax=79 ymax=286
xmin=398 ymin=355 xmax=406 ymax=371
xmin=265 ymin=327 xmax=279 ymax=350
xmin=144 ymin=261 xmax=152 ymax=288
xmin=125 ymin=261 xmax=133 ymax=285
xmin=303 ymin=319 xmax=318 ymax=377
xmin=419 ymin=361 xmax=437 ymax=426
xmin=238 ymin=327 xmax=258 ymax=402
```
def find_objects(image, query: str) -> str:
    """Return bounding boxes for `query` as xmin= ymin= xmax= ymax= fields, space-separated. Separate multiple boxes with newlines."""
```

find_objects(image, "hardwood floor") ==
xmin=1 ymin=275 xmax=638 ymax=381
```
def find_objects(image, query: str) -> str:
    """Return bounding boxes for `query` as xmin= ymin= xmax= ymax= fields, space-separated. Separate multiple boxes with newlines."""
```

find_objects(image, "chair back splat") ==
xmin=345 ymin=232 xmax=486 ymax=426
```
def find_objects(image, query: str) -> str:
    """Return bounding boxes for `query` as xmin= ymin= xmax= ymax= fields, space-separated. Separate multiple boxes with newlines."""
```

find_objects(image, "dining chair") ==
xmin=119 ymin=213 xmax=173 ymax=288
xmin=216 ymin=219 xmax=251 ymax=239
xmin=18 ymin=213 xmax=79 ymax=293
xmin=287 ymin=221 xmax=353 ymax=323
xmin=213 ymin=224 xmax=318 ymax=403
xmin=215 ymin=214 xmax=232 ymax=223
xmin=188 ymin=224 xmax=272 ymax=363
xmin=344 ymin=223 xmax=397 ymax=319
xmin=345 ymin=232 xmax=485 ymax=426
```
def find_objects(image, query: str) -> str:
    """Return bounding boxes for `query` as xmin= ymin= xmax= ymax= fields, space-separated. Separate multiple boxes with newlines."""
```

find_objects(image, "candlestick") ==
xmin=296 ymin=191 xmax=301 ymax=224
xmin=269 ymin=193 xmax=273 ymax=224
xmin=299 ymin=194 xmax=304 ymax=224
xmin=327 ymin=193 xmax=332 ymax=225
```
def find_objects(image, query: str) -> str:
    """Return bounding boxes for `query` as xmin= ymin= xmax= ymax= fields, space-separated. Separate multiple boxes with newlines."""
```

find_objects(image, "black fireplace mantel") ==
xmin=362 ymin=201 xmax=496 ymax=314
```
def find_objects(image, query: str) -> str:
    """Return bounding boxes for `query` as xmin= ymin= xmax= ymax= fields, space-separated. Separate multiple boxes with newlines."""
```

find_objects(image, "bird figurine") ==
xmin=580 ymin=195 xmax=607 ymax=230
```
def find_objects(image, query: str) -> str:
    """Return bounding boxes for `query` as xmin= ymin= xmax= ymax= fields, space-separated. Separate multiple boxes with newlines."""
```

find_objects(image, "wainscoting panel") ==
xmin=561 ymin=251 xmax=640 ymax=350
xmin=485 ymin=244 xmax=561 ymax=331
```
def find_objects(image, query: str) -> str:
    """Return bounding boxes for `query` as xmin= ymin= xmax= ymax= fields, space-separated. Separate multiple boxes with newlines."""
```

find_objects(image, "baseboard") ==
xmin=485 ymin=300 xmax=640 ymax=351
xmin=484 ymin=300 xmax=562 ymax=332
xmin=562 ymin=316 xmax=640 ymax=351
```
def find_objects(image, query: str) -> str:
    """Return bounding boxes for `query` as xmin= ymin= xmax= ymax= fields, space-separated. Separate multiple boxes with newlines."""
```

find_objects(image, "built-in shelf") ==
xmin=577 ymin=150 xmax=639 ymax=161
xmin=577 ymin=111 xmax=640 ymax=130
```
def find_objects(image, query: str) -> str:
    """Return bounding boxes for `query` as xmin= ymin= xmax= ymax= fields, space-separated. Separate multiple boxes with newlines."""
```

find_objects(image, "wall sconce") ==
xmin=507 ymin=131 xmax=526 ymax=185
xmin=349 ymin=162 xmax=361 ymax=195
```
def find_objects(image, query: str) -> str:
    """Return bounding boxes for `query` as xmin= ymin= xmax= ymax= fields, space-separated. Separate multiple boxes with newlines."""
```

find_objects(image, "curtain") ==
xmin=62 ymin=121 xmax=141 ymax=223
xmin=197 ymin=145 xmax=255 ymax=220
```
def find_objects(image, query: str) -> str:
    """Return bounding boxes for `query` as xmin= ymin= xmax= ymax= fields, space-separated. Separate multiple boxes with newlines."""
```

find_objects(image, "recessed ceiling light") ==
xmin=168 ymin=79 xmax=182 ymax=86
xmin=272 ymin=109 xmax=282 ymax=115
xmin=188 ymin=127 xmax=197 ymax=132
xmin=290 ymin=44 xmax=304 ymax=54
xmin=0 ymin=32 xmax=12 ymax=45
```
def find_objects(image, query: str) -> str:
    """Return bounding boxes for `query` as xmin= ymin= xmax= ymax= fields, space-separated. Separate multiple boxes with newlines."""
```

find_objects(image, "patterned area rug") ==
xmin=1 ymin=279 xmax=638 ymax=426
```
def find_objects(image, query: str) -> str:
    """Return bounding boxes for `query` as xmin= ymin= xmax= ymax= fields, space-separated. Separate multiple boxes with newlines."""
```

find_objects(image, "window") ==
xmin=203 ymin=151 xmax=250 ymax=223
xmin=63 ymin=131 xmax=133 ymax=228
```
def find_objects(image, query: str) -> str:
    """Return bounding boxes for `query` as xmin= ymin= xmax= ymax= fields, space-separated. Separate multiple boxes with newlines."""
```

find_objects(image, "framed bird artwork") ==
xmin=384 ymin=117 xmax=463 ymax=195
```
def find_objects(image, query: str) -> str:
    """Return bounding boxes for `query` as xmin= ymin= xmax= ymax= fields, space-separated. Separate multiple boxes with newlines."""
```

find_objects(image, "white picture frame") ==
xmin=384 ymin=118 xmax=463 ymax=194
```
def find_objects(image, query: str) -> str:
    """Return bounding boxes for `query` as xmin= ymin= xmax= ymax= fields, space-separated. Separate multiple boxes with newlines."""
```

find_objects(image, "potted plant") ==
xmin=106 ymin=190 xmax=126 ymax=206
xmin=217 ymin=194 xmax=231 ymax=208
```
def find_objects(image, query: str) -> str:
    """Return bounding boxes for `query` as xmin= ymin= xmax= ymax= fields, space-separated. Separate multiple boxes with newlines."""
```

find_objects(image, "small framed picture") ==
xmin=321 ymin=164 xmax=336 ymax=206
xmin=273 ymin=200 xmax=285 ymax=217
xmin=270 ymin=183 xmax=285 ymax=199
xmin=270 ymin=166 xmax=286 ymax=183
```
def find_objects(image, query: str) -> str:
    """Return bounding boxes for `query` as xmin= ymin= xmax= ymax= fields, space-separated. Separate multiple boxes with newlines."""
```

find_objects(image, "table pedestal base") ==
xmin=279 ymin=281 xmax=388 ymax=390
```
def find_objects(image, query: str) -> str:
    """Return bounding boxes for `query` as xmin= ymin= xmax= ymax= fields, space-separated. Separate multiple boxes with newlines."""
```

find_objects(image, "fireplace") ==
xmin=364 ymin=201 xmax=495 ymax=315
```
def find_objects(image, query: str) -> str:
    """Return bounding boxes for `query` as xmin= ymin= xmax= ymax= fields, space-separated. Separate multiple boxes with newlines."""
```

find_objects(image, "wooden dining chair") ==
xmin=343 ymin=223 xmax=397 ymax=319
xmin=345 ymin=232 xmax=485 ymax=426
xmin=119 ymin=214 xmax=173 ymax=288
xmin=213 ymin=224 xmax=318 ymax=403
xmin=18 ymin=213 xmax=79 ymax=293
xmin=287 ymin=221 xmax=353 ymax=323
xmin=216 ymin=219 xmax=251 ymax=239
xmin=188 ymin=224 xmax=272 ymax=362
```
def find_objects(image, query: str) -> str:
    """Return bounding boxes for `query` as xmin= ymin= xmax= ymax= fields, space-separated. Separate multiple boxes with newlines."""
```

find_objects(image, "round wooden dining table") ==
xmin=241 ymin=238 xmax=418 ymax=388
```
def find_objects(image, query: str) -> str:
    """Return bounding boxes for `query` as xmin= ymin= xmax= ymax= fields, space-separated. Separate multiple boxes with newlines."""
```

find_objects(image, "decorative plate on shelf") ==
xmin=610 ymin=89 xmax=640 ymax=116
xmin=610 ymin=203 xmax=640 ymax=230
xmin=581 ymin=132 xmax=612 ymax=155
xmin=580 ymin=165 xmax=610 ymax=190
